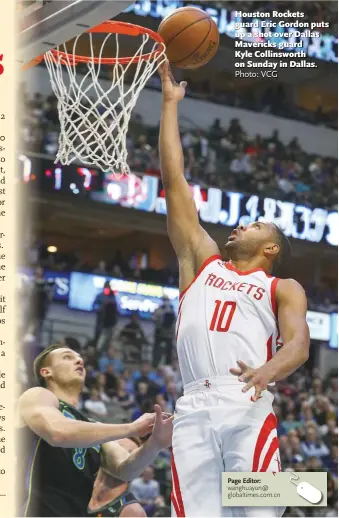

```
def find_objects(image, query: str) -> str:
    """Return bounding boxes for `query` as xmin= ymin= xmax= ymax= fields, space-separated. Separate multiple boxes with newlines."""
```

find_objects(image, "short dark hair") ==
xmin=33 ymin=344 xmax=70 ymax=386
xmin=272 ymin=224 xmax=292 ymax=275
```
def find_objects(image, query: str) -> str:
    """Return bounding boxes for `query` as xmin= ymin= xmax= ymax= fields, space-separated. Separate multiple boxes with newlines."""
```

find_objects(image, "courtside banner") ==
xmin=222 ymin=472 xmax=327 ymax=507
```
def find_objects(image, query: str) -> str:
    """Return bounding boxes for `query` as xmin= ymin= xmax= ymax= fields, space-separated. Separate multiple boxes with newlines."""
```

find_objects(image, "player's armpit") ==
xmin=266 ymin=279 xmax=310 ymax=382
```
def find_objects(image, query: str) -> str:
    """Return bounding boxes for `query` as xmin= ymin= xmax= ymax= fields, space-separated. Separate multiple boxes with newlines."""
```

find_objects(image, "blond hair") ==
xmin=33 ymin=344 xmax=70 ymax=386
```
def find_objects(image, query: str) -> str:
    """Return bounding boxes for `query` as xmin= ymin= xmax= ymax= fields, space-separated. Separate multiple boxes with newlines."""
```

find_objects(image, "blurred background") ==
xmin=18 ymin=1 xmax=337 ymax=517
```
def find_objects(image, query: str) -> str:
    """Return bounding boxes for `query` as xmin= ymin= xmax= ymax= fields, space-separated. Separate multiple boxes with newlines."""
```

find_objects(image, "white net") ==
xmin=44 ymin=26 xmax=166 ymax=176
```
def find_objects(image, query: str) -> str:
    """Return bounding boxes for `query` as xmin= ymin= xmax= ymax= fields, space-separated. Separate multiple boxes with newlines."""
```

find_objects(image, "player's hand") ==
xmin=130 ymin=412 xmax=156 ymax=437
xmin=229 ymin=361 xmax=272 ymax=402
xmin=158 ymin=59 xmax=187 ymax=103
xmin=149 ymin=404 xmax=174 ymax=448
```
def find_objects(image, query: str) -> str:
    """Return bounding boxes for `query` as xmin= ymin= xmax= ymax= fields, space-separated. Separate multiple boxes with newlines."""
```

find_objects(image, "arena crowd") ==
xmin=20 ymin=89 xmax=337 ymax=212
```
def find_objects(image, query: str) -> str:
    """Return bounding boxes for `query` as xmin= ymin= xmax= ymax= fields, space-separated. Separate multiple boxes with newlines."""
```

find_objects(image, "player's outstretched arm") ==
xmin=101 ymin=405 xmax=173 ymax=481
xmin=265 ymin=279 xmax=310 ymax=381
xmin=230 ymin=279 xmax=309 ymax=400
xmin=18 ymin=387 xmax=156 ymax=447
xmin=158 ymin=61 xmax=219 ymax=290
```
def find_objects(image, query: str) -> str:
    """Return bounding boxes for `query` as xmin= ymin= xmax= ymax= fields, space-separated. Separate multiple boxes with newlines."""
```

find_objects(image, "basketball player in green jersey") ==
xmin=17 ymin=345 xmax=173 ymax=517
xmin=87 ymin=438 xmax=146 ymax=517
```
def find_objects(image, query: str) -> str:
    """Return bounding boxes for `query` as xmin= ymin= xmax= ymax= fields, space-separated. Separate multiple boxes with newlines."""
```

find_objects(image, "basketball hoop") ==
xmin=41 ymin=21 xmax=166 ymax=176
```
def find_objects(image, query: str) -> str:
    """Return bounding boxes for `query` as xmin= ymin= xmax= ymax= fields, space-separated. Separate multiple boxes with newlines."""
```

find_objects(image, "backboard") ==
xmin=17 ymin=0 xmax=134 ymax=65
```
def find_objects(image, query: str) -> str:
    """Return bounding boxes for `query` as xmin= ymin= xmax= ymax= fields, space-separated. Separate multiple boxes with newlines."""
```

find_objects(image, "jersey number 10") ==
xmin=209 ymin=300 xmax=236 ymax=332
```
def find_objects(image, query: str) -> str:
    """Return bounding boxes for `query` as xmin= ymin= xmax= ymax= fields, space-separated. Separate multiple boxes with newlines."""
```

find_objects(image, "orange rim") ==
xmin=46 ymin=21 xmax=165 ymax=66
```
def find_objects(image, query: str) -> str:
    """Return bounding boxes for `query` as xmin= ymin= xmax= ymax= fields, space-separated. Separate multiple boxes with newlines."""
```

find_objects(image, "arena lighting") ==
xmin=47 ymin=246 xmax=57 ymax=253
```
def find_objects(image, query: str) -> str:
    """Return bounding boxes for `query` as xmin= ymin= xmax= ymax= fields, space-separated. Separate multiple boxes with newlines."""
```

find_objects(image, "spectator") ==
xmin=135 ymin=381 xmax=151 ymax=409
xmin=133 ymin=363 xmax=161 ymax=405
xmin=132 ymin=399 xmax=153 ymax=422
xmin=277 ymin=172 xmax=295 ymax=198
xmin=111 ymin=249 xmax=125 ymax=272
xmin=300 ymin=402 xmax=317 ymax=425
xmin=229 ymin=151 xmax=247 ymax=175
xmin=103 ymin=365 xmax=119 ymax=397
xmin=26 ymin=266 xmax=54 ymax=335
xmin=133 ymin=361 xmax=158 ymax=386
xmin=93 ymin=260 xmax=108 ymax=275
xmin=112 ymin=378 xmax=135 ymax=413
xmin=281 ymin=412 xmax=300 ymax=434
xmin=92 ymin=281 xmax=119 ymax=352
xmin=98 ymin=346 xmax=124 ymax=374
xmin=327 ymin=474 xmax=338 ymax=512
xmin=94 ymin=369 xmax=117 ymax=399
xmin=305 ymin=455 xmax=325 ymax=472
xmin=84 ymin=388 xmax=108 ymax=417
xmin=300 ymin=427 xmax=330 ymax=460
xmin=208 ymin=118 xmax=224 ymax=144
xmin=326 ymin=377 xmax=338 ymax=405
xmin=323 ymin=418 xmax=338 ymax=449
xmin=164 ymin=381 xmax=178 ymax=413
xmin=130 ymin=467 xmax=160 ymax=516
xmin=119 ymin=311 xmax=148 ymax=361
xmin=309 ymin=378 xmax=324 ymax=403
xmin=120 ymin=368 xmax=135 ymax=394
xmin=152 ymin=297 xmax=176 ymax=367
xmin=309 ymin=157 xmax=324 ymax=183
xmin=323 ymin=445 xmax=338 ymax=476
xmin=111 ymin=264 xmax=123 ymax=278
xmin=169 ymin=359 xmax=183 ymax=394
xmin=154 ymin=393 xmax=171 ymax=414
xmin=93 ymin=374 xmax=111 ymax=403
xmin=289 ymin=435 xmax=303 ymax=460
xmin=313 ymin=396 xmax=333 ymax=426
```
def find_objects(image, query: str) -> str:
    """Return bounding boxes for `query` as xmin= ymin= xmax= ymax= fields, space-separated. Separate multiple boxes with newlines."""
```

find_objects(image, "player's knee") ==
xmin=120 ymin=503 xmax=146 ymax=517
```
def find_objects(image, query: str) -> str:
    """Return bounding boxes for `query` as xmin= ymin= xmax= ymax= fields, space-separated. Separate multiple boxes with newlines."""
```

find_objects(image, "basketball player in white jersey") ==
xmin=158 ymin=61 xmax=310 ymax=518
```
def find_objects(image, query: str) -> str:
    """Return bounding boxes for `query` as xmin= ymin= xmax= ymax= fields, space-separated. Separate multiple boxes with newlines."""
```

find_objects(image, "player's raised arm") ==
xmin=158 ymin=61 xmax=219 ymax=289
xmin=18 ymin=387 xmax=155 ymax=447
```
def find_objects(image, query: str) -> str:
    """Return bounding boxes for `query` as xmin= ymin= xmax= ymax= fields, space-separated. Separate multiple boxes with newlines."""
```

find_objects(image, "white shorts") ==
xmin=171 ymin=376 xmax=285 ymax=517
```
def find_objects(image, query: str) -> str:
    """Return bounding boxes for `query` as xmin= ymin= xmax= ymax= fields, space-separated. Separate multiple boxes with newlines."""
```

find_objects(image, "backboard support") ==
xmin=18 ymin=0 xmax=134 ymax=65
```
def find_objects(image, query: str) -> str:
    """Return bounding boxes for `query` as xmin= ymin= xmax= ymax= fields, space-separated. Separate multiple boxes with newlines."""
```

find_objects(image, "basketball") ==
xmin=158 ymin=7 xmax=219 ymax=69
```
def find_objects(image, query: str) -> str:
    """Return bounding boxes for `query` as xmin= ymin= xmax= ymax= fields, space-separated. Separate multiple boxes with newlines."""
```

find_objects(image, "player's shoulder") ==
xmin=17 ymin=387 xmax=59 ymax=428
xmin=19 ymin=386 xmax=59 ymax=408
xmin=275 ymin=278 xmax=306 ymax=301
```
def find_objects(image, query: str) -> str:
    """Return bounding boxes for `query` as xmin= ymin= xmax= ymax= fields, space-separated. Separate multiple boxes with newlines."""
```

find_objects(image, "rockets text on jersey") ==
xmin=176 ymin=255 xmax=283 ymax=386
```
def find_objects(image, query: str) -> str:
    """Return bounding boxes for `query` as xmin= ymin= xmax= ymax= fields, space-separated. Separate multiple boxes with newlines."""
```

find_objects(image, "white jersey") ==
xmin=176 ymin=255 xmax=282 ymax=386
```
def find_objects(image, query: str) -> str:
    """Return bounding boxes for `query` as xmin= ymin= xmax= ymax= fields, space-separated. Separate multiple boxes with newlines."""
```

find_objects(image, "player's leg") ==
xmin=221 ymin=390 xmax=285 ymax=518
xmin=171 ymin=398 xmax=224 ymax=517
